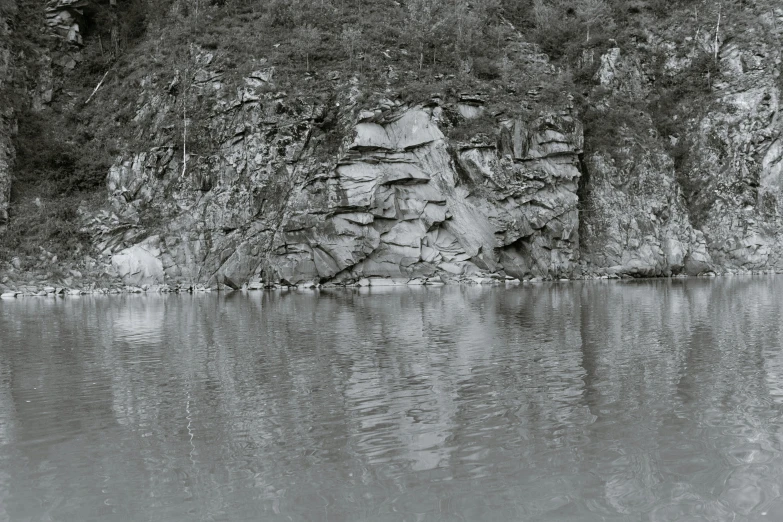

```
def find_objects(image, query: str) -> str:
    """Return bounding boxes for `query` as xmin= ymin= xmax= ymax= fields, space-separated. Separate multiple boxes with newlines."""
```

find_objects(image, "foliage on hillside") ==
xmin=90 ymin=0 xmax=779 ymax=147
xmin=3 ymin=0 xmax=782 ymax=265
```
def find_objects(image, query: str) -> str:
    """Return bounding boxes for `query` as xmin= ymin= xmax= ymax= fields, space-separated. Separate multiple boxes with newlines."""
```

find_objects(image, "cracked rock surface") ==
xmin=102 ymin=83 xmax=586 ymax=286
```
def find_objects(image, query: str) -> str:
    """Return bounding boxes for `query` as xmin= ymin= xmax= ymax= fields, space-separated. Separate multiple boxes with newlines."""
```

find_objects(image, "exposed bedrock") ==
xmin=686 ymin=62 xmax=783 ymax=272
xmin=270 ymin=108 xmax=584 ymax=285
xmin=580 ymin=151 xmax=713 ymax=277
xmin=101 ymin=86 xmax=585 ymax=286
xmin=91 ymin=34 xmax=783 ymax=286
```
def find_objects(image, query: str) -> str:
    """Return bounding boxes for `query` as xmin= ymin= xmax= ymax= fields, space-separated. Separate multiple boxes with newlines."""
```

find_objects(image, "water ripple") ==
xmin=2 ymin=279 xmax=783 ymax=519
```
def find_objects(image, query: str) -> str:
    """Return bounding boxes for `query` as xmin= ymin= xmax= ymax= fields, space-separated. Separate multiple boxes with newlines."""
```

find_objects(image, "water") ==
xmin=1 ymin=278 xmax=783 ymax=521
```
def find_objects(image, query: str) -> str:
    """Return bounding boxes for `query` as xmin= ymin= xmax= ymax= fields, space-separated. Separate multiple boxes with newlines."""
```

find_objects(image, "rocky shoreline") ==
xmin=2 ymin=265 xmax=780 ymax=299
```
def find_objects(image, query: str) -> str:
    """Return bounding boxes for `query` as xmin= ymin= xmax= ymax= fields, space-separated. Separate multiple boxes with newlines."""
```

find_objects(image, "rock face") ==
xmin=577 ymin=39 xmax=783 ymax=277
xmin=683 ymin=40 xmax=783 ymax=272
xmin=272 ymin=109 xmax=582 ymax=284
xmin=578 ymin=47 xmax=714 ymax=276
xmin=104 ymin=57 xmax=323 ymax=286
xmin=91 ymin=45 xmax=589 ymax=287
xmin=111 ymin=239 xmax=165 ymax=287
xmin=45 ymin=0 xmax=88 ymax=46
xmin=92 ymin=36 xmax=783 ymax=285
xmin=100 ymin=66 xmax=585 ymax=286
xmin=5 ymin=5 xmax=783 ymax=284
xmin=581 ymin=150 xmax=713 ymax=276
xmin=0 ymin=99 xmax=12 ymax=232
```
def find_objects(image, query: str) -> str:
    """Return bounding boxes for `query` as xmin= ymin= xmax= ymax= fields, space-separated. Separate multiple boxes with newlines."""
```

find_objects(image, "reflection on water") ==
xmin=1 ymin=278 xmax=783 ymax=520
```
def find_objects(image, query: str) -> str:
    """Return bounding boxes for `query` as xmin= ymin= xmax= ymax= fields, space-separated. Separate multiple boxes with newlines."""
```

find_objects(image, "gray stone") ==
xmin=112 ymin=242 xmax=165 ymax=287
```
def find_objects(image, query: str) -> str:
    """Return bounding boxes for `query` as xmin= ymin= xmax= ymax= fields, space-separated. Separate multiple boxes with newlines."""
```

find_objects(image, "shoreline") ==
xmin=1 ymin=270 xmax=780 ymax=299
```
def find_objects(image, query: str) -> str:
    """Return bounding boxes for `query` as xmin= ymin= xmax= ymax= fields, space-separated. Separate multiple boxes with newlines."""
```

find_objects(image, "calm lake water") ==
xmin=1 ymin=278 xmax=783 ymax=521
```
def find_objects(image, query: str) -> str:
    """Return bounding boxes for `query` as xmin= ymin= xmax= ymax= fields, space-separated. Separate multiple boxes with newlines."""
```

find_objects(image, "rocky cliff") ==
xmin=100 ymin=64 xmax=585 ymax=287
xmin=2 ymin=1 xmax=783 ymax=289
xmin=577 ymin=9 xmax=783 ymax=277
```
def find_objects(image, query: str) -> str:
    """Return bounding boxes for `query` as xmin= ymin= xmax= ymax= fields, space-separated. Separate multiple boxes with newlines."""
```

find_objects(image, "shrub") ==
xmin=647 ymin=49 xmax=717 ymax=183
xmin=0 ymin=191 xmax=96 ymax=263
xmin=581 ymin=95 xmax=651 ymax=160
xmin=445 ymin=111 xmax=498 ymax=142
xmin=13 ymin=111 xmax=113 ymax=194
xmin=473 ymin=57 xmax=501 ymax=80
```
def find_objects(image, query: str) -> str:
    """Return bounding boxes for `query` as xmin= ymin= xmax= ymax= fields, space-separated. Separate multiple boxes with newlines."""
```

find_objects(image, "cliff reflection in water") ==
xmin=1 ymin=278 xmax=783 ymax=520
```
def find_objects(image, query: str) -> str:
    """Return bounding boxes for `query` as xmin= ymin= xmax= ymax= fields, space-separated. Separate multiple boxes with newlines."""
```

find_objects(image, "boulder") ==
xmin=112 ymin=242 xmax=165 ymax=287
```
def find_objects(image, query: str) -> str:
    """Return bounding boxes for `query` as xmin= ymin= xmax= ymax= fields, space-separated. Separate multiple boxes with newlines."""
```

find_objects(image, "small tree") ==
xmin=532 ymin=0 xmax=557 ymax=30
xmin=405 ymin=0 xmax=448 ymax=70
xmin=451 ymin=1 xmax=478 ymax=60
xmin=450 ymin=0 xmax=501 ymax=60
xmin=340 ymin=26 xmax=363 ymax=70
xmin=531 ymin=0 xmax=615 ymax=57
xmin=292 ymin=24 xmax=321 ymax=71
xmin=578 ymin=0 xmax=614 ymax=43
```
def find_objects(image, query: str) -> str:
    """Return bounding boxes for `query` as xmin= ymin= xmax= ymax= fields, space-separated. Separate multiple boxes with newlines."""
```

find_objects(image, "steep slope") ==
xmin=578 ymin=46 xmax=713 ymax=276
xmin=576 ymin=5 xmax=783 ymax=277
xmin=96 ymin=50 xmax=585 ymax=286
xmin=1 ymin=0 xmax=783 ymax=290
xmin=0 ymin=0 xmax=16 ymax=231
xmin=685 ymin=28 xmax=783 ymax=270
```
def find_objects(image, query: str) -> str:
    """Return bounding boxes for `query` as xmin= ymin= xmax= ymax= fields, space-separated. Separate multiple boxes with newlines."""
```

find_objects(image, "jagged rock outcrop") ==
xmin=45 ymin=0 xmax=88 ymax=46
xmin=578 ymin=46 xmax=715 ymax=276
xmin=0 ymin=122 xmax=11 ymax=229
xmin=272 ymin=108 xmax=582 ymax=285
xmin=577 ymin=9 xmax=781 ymax=276
xmin=93 ymin=34 xmax=783 ymax=285
xmin=5 ymin=3 xmax=782 ymax=285
xmin=100 ymin=59 xmax=585 ymax=286
xmin=581 ymin=150 xmax=713 ymax=276
xmin=684 ymin=36 xmax=783 ymax=271
xmin=103 ymin=55 xmax=326 ymax=286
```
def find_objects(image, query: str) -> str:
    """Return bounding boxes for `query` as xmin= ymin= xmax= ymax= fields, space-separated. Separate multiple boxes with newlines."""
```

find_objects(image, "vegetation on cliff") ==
xmin=1 ymin=0 xmax=782 ymax=280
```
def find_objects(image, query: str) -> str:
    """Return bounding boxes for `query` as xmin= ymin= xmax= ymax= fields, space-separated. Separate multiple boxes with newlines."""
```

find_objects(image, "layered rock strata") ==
xmin=272 ymin=108 xmax=583 ymax=285
xmin=685 ymin=40 xmax=783 ymax=271
xmin=102 ymin=66 xmax=585 ymax=286
xmin=45 ymin=0 xmax=87 ymax=46
xmin=5 ymin=5 xmax=783 ymax=287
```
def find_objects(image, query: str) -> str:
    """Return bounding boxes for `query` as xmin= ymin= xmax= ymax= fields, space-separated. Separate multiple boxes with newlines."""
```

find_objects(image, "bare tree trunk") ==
xmin=182 ymin=101 xmax=187 ymax=176
xmin=111 ymin=25 xmax=119 ymax=56
xmin=110 ymin=0 xmax=120 ymax=57
xmin=714 ymin=4 xmax=721 ymax=62
xmin=772 ymin=9 xmax=782 ymax=68
xmin=85 ymin=70 xmax=110 ymax=105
